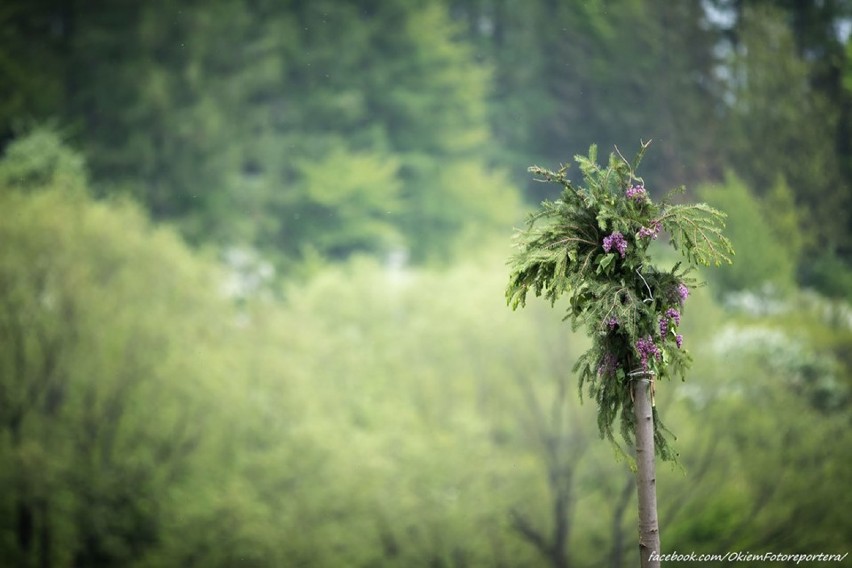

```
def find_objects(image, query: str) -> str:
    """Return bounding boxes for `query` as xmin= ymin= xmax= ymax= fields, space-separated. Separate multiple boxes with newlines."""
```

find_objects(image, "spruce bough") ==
xmin=506 ymin=142 xmax=733 ymax=566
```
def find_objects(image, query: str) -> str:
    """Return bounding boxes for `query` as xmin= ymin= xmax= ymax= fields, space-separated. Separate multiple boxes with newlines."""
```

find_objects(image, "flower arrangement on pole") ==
xmin=506 ymin=141 xmax=733 ymax=567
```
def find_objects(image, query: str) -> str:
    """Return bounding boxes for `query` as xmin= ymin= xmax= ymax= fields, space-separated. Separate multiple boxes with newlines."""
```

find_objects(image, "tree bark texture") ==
xmin=633 ymin=378 xmax=660 ymax=568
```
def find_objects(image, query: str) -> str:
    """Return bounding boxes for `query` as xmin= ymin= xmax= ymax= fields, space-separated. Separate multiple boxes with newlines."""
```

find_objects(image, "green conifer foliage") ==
xmin=506 ymin=143 xmax=733 ymax=461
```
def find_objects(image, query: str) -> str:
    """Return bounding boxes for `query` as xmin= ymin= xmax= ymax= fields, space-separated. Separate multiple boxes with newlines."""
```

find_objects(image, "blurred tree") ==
xmin=0 ymin=0 xmax=66 ymax=145
xmin=448 ymin=0 xmax=553 ymax=181
xmin=706 ymin=1 xmax=852 ymax=296
xmin=0 ymin=130 xmax=236 ymax=567
xmin=68 ymin=0 xmax=252 ymax=243
xmin=0 ymin=0 xmax=519 ymax=267
xmin=507 ymin=355 xmax=591 ymax=568
xmin=662 ymin=316 xmax=852 ymax=554
xmin=710 ymin=0 xmax=852 ymax=94
xmin=451 ymin=0 xmax=724 ymax=196
xmin=236 ymin=0 xmax=520 ymax=264
xmin=761 ymin=176 xmax=806 ymax=264
xmin=723 ymin=5 xmax=850 ymax=257
xmin=698 ymin=173 xmax=796 ymax=293
xmin=0 ymin=126 xmax=86 ymax=190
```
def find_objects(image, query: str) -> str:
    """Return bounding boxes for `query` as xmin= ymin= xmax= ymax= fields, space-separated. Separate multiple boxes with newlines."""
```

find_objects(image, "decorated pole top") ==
xmin=506 ymin=142 xmax=733 ymax=461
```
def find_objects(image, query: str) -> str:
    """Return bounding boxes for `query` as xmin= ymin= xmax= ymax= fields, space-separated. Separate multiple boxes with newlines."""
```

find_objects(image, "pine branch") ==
xmin=659 ymin=203 xmax=734 ymax=266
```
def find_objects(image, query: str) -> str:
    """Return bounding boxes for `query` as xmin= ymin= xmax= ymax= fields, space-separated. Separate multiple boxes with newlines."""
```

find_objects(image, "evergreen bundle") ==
xmin=506 ymin=142 xmax=733 ymax=461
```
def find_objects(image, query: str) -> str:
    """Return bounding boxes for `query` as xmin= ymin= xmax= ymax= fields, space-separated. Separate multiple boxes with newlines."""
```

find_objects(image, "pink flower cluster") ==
xmin=637 ymin=220 xmax=662 ymax=240
xmin=626 ymin=184 xmax=647 ymax=200
xmin=602 ymin=231 xmax=628 ymax=258
xmin=635 ymin=336 xmax=662 ymax=371
xmin=665 ymin=308 xmax=681 ymax=326
xmin=659 ymin=308 xmax=683 ymax=348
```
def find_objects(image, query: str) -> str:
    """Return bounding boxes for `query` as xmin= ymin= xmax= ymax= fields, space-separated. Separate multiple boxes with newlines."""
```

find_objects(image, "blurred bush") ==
xmin=698 ymin=173 xmax=797 ymax=294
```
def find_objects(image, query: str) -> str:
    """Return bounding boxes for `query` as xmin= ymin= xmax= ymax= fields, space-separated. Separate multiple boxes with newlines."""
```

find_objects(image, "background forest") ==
xmin=1 ymin=0 xmax=851 ymax=567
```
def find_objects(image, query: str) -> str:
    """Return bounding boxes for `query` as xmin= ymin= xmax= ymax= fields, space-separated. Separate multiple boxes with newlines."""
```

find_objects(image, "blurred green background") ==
xmin=1 ymin=1 xmax=851 ymax=566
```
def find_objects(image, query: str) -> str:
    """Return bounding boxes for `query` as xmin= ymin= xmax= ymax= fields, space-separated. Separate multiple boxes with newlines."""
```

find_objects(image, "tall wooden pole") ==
xmin=633 ymin=377 xmax=660 ymax=568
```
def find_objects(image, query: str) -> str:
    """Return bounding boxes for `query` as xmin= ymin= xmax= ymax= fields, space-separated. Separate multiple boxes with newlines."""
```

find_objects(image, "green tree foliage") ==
xmin=0 ymin=127 xmax=86 ymax=191
xmin=3 ymin=0 xmax=851 ymax=287
xmin=0 ymin=131 xmax=237 ymax=567
xmin=660 ymin=300 xmax=852 ymax=557
xmin=452 ymin=0 xmax=723 ymax=194
xmin=698 ymin=173 xmax=796 ymax=294
xmin=711 ymin=0 xmax=852 ymax=93
xmin=722 ymin=4 xmax=851 ymax=260
xmin=0 ymin=0 xmax=519 ymax=267
xmin=238 ymin=254 xmax=849 ymax=566
xmin=0 ymin=2 xmax=65 ymax=145
xmin=761 ymin=176 xmax=806 ymax=263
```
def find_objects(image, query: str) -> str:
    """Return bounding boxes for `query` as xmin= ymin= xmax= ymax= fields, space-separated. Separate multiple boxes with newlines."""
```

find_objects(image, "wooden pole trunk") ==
xmin=633 ymin=378 xmax=660 ymax=568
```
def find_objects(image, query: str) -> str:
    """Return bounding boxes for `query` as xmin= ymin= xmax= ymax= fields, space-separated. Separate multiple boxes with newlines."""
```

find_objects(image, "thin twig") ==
xmin=613 ymin=145 xmax=631 ymax=170
xmin=635 ymin=268 xmax=654 ymax=302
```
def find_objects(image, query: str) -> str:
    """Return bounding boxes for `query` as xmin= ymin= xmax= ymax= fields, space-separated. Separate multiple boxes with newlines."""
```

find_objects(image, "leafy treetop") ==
xmin=506 ymin=142 xmax=733 ymax=461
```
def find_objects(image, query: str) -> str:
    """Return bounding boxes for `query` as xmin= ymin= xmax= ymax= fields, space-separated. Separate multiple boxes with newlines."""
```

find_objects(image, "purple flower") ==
xmin=677 ymin=283 xmax=689 ymax=303
xmin=675 ymin=334 xmax=683 ymax=349
xmin=626 ymin=184 xmax=647 ymax=201
xmin=635 ymin=336 xmax=662 ymax=371
xmin=606 ymin=316 xmax=619 ymax=331
xmin=660 ymin=308 xmax=681 ymax=340
xmin=602 ymin=231 xmax=628 ymax=258
xmin=637 ymin=220 xmax=661 ymax=240
xmin=665 ymin=308 xmax=681 ymax=326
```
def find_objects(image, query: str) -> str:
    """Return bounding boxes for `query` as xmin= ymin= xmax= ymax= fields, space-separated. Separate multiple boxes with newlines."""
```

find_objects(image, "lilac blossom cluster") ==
xmin=665 ymin=308 xmax=681 ymax=326
xmin=606 ymin=316 xmax=619 ymax=331
xmin=659 ymin=308 xmax=683 ymax=347
xmin=602 ymin=231 xmax=628 ymax=258
xmin=635 ymin=336 xmax=662 ymax=371
xmin=637 ymin=220 xmax=662 ymax=240
xmin=677 ymin=283 xmax=689 ymax=303
xmin=625 ymin=184 xmax=647 ymax=201
xmin=674 ymin=289 xmax=687 ymax=348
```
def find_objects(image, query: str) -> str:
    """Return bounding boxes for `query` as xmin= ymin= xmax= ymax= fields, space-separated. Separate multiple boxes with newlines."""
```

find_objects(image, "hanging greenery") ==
xmin=506 ymin=141 xmax=733 ymax=461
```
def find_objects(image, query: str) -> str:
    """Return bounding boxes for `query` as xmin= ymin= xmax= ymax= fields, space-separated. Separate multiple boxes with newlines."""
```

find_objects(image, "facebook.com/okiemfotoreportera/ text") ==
xmin=650 ymin=551 xmax=849 ymax=564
